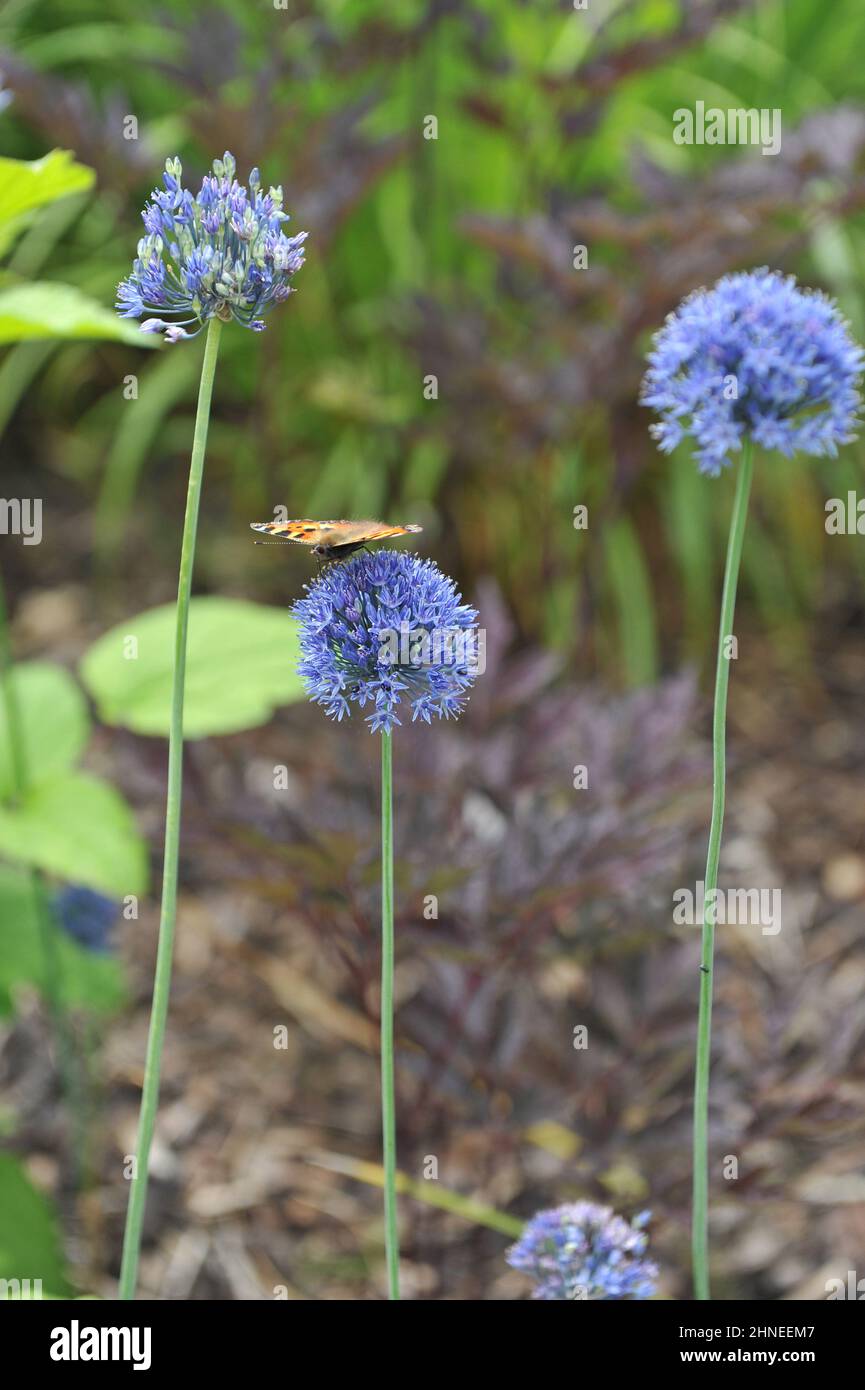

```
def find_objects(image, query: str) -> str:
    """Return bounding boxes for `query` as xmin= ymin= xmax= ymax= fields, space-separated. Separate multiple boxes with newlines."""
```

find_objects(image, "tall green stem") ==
xmin=380 ymin=729 xmax=400 ymax=1300
xmin=692 ymin=439 xmax=754 ymax=1301
xmin=119 ymin=316 xmax=223 ymax=1299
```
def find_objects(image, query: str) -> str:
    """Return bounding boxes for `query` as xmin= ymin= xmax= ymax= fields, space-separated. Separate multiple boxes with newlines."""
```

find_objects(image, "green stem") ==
xmin=119 ymin=316 xmax=223 ymax=1300
xmin=692 ymin=439 xmax=754 ymax=1301
xmin=380 ymin=729 xmax=400 ymax=1300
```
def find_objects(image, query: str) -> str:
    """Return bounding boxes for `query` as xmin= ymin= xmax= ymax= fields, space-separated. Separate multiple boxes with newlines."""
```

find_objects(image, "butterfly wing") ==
xmin=328 ymin=521 xmax=423 ymax=550
xmin=249 ymin=520 xmax=348 ymax=546
xmin=250 ymin=520 xmax=422 ymax=552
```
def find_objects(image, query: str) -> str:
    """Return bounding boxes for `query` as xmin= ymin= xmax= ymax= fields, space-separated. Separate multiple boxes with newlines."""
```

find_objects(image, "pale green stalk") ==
xmin=119 ymin=316 xmax=223 ymax=1299
xmin=692 ymin=440 xmax=754 ymax=1300
xmin=380 ymin=729 xmax=400 ymax=1300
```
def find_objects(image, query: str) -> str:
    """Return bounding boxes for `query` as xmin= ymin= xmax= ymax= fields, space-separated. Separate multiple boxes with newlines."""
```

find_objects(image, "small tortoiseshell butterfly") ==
xmin=250 ymin=519 xmax=422 ymax=560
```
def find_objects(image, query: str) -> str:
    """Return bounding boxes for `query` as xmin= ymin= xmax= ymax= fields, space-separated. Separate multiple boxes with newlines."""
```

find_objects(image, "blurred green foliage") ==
xmin=0 ymin=1151 xmax=72 ymax=1297
xmin=0 ymin=865 xmax=124 ymax=1014
xmin=0 ymin=599 xmax=305 ymax=1029
xmin=0 ymin=660 xmax=147 ymax=895
xmin=0 ymin=149 xmax=151 ymax=345
xmin=81 ymin=596 xmax=305 ymax=736
xmin=2 ymin=0 xmax=865 ymax=683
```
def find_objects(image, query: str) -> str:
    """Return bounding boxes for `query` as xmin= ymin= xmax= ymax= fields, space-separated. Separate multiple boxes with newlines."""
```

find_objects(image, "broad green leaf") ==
xmin=0 ymin=867 xmax=124 ymax=1016
xmin=0 ymin=1152 xmax=72 ymax=1298
xmin=80 ymin=597 xmax=306 ymax=738
xmin=0 ymin=151 xmax=94 ymax=256
xmin=0 ymin=662 xmax=90 ymax=799
xmin=0 ymin=771 xmax=148 ymax=897
xmin=0 ymin=282 xmax=158 ymax=346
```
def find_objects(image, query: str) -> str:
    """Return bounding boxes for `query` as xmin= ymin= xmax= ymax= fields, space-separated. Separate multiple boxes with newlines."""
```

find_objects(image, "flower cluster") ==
xmin=54 ymin=885 xmax=118 ymax=954
xmin=506 ymin=1202 xmax=657 ymax=1300
xmin=291 ymin=550 xmax=480 ymax=734
xmin=642 ymin=268 xmax=864 ymax=475
xmin=116 ymin=152 xmax=306 ymax=342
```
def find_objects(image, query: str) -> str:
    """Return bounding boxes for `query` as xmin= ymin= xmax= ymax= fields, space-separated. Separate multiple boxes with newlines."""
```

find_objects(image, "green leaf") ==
xmin=19 ymin=22 xmax=185 ymax=70
xmin=605 ymin=518 xmax=659 ymax=688
xmin=0 ymin=151 xmax=94 ymax=257
xmin=0 ymin=867 xmax=125 ymax=1017
xmin=0 ymin=282 xmax=158 ymax=346
xmin=0 ymin=1152 xmax=73 ymax=1298
xmin=0 ymin=282 xmax=159 ymax=347
xmin=80 ymin=597 xmax=306 ymax=738
xmin=94 ymin=348 xmax=202 ymax=560
xmin=0 ymin=772 xmax=148 ymax=897
xmin=0 ymin=662 xmax=90 ymax=799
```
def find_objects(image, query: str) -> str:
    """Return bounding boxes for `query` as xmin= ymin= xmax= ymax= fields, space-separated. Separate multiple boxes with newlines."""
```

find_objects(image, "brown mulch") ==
xmin=3 ymin=592 xmax=865 ymax=1300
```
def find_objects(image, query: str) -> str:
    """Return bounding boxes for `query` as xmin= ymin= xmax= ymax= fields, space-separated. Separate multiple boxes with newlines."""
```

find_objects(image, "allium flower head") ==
xmin=642 ymin=268 xmax=864 ymax=475
xmin=116 ymin=152 xmax=306 ymax=342
xmin=55 ymin=885 xmax=118 ymax=954
xmin=506 ymin=1202 xmax=657 ymax=1300
xmin=292 ymin=549 xmax=480 ymax=734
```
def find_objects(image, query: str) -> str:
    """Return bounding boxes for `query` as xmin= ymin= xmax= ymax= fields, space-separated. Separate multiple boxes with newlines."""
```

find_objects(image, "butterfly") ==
xmin=250 ymin=518 xmax=423 ymax=560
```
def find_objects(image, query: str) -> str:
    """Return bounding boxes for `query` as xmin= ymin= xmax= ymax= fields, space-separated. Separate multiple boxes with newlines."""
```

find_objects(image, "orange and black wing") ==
xmin=250 ymin=520 xmax=422 ymax=553
xmin=249 ymin=520 xmax=343 ymax=545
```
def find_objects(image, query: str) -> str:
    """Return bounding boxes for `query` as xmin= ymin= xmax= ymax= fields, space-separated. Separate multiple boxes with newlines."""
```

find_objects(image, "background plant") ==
xmin=2 ymin=0 xmax=865 ymax=1300
xmin=4 ymin=0 xmax=865 ymax=670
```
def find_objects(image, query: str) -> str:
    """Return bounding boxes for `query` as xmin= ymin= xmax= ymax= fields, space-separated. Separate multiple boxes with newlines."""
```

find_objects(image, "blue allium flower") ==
xmin=54 ymin=886 xmax=118 ymax=954
xmin=291 ymin=550 xmax=480 ymax=734
xmin=116 ymin=151 xmax=306 ymax=342
xmin=642 ymin=268 xmax=864 ymax=475
xmin=506 ymin=1202 xmax=657 ymax=1300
